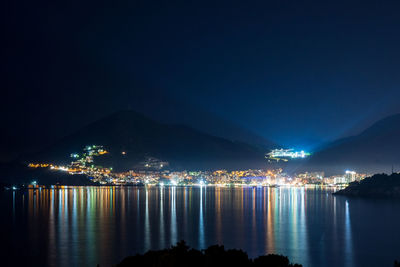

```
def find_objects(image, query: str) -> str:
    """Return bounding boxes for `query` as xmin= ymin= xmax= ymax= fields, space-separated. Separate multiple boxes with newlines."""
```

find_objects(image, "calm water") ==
xmin=1 ymin=186 xmax=399 ymax=267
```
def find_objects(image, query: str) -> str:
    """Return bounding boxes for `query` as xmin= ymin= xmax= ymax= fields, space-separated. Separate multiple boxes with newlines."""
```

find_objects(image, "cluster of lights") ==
xmin=24 ymin=144 xmax=368 ymax=189
xmin=268 ymin=148 xmax=310 ymax=159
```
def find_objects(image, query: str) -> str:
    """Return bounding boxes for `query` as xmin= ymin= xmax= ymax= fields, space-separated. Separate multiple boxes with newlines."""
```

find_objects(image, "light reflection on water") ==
xmin=1 ymin=186 xmax=400 ymax=267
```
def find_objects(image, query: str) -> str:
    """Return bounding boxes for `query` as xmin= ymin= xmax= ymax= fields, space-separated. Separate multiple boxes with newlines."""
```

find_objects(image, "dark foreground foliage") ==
xmin=116 ymin=241 xmax=301 ymax=267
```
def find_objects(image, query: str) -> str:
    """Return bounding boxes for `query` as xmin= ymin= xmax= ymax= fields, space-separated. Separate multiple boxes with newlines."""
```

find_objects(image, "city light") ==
xmin=267 ymin=148 xmax=311 ymax=162
xmin=26 ymin=144 xmax=368 ymax=187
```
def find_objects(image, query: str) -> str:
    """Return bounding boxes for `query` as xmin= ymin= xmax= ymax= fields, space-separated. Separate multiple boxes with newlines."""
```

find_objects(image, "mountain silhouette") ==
xmin=128 ymin=89 xmax=275 ymax=150
xmin=0 ymin=85 xmax=275 ymax=163
xmin=30 ymin=110 xmax=267 ymax=170
xmin=306 ymin=113 xmax=400 ymax=173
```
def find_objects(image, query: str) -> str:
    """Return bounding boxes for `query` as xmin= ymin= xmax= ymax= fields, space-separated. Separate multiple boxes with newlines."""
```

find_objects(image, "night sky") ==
xmin=2 ymin=0 xmax=400 ymax=161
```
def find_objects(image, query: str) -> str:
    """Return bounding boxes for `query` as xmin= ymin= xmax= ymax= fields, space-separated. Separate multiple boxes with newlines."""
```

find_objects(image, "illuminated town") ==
xmin=27 ymin=145 xmax=368 ymax=187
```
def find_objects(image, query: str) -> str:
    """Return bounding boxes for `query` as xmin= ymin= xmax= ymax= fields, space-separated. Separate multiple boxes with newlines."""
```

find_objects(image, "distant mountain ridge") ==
xmin=0 ymin=86 xmax=275 ymax=163
xmin=129 ymin=91 xmax=275 ymax=149
xmin=29 ymin=110 xmax=267 ymax=170
xmin=305 ymin=113 xmax=400 ymax=173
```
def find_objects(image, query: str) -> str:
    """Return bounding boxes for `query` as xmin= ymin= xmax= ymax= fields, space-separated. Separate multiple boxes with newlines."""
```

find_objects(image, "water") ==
xmin=1 ymin=186 xmax=399 ymax=267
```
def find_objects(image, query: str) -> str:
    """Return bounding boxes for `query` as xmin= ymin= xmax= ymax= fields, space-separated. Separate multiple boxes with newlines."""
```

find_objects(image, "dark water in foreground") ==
xmin=1 ymin=186 xmax=399 ymax=267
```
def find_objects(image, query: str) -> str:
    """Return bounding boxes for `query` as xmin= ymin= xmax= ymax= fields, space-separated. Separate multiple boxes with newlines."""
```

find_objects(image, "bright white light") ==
xmin=268 ymin=148 xmax=310 ymax=159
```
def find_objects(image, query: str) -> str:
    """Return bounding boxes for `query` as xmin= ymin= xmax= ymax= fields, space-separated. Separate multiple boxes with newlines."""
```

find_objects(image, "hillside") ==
xmin=128 ymin=89 xmax=275 ymax=150
xmin=305 ymin=113 xmax=400 ymax=173
xmin=28 ymin=110 xmax=267 ymax=171
xmin=334 ymin=173 xmax=400 ymax=198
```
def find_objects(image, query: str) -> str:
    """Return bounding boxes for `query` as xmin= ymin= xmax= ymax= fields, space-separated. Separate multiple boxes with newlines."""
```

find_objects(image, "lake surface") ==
xmin=1 ymin=186 xmax=399 ymax=267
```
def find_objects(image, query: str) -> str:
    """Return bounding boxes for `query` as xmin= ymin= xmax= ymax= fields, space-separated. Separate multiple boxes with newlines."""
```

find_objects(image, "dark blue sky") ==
xmin=3 ymin=0 xmax=400 ymax=158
